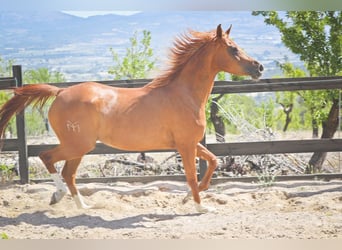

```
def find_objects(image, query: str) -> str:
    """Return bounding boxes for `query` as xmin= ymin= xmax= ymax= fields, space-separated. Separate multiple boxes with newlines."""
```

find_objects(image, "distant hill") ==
xmin=0 ymin=11 xmax=301 ymax=81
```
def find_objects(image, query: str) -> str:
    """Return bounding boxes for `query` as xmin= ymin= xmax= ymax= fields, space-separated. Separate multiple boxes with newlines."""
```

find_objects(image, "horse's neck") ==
xmin=174 ymin=52 xmax=217 ymax=107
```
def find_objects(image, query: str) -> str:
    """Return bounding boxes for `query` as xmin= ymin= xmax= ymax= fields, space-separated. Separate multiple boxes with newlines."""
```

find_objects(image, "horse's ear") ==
xmin=226 ymin=24 xmax=232 ymax=37
xmin=216 ymin=24 xmax=223 ymax=38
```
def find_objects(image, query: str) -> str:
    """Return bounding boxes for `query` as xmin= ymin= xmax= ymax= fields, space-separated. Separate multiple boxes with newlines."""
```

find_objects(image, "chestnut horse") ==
xmin=0 ymin=24 xmax=263 ymax=212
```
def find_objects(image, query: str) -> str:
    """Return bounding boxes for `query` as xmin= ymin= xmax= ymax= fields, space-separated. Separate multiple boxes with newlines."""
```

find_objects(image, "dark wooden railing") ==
xmin=1 ymin=65 xmax=342 ymax=184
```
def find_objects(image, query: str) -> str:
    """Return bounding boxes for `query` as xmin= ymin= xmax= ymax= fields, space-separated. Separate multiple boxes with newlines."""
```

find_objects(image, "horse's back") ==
xmin=47 ymin=81 xmax=154 ymax=148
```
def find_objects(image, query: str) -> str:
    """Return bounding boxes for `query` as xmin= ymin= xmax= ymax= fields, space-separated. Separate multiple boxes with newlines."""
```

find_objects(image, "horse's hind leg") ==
xmin=61 ymin=158 xmax=91 ymax=209
xmin=39 ymin=145 xmax=93 ymax=207
xmin=39 ymin=147 xmax=68 ymax=205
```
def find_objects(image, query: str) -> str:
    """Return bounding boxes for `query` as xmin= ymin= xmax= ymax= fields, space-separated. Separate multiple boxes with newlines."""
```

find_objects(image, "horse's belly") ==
xmin=98 ymin=126 xmax=175 ymax=151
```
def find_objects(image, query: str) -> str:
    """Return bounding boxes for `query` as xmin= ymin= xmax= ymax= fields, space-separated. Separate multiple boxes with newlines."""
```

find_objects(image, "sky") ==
xmin=0 ymin=0 xmax=340 ymax=11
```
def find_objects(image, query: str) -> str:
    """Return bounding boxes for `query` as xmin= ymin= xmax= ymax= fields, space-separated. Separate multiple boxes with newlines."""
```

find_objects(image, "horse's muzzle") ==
xmin=250 ymin=61 xmax=264 ymax=80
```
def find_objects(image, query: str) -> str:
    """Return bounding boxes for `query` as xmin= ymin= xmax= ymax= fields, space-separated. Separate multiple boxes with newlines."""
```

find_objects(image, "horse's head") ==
xmin=213 ymin=24 xmax=263 ymax=80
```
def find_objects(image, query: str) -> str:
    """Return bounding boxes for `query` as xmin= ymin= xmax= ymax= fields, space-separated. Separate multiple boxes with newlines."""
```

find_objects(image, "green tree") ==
xmin=108 ymin=30 xmax=155 ymax=79
xmin=275 ymin=61 xmax=307 ymax=132
xmin=253 ymin=11 xmax=342 ymax=171
xmin=206 ymin=73 xmax=251 ymax=142
xmin=24 ymin=68 xmax=66 ymax=84
xmin=23 ymin=68 xmax=66 ymax=135
xmin=257 ymin=98 xmax=277 ymax=130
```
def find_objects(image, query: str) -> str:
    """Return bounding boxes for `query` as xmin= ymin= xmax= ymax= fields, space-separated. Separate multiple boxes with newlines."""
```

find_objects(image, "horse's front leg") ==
xmin=196 ymin=143 xmax=218 ymax=192
xmin=178 ymin=145 xmax=215 ymax=213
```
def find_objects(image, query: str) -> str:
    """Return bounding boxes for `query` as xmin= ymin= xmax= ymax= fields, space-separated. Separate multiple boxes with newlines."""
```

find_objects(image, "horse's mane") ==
xmin=146 ymin=29 xmax=216 ymax=88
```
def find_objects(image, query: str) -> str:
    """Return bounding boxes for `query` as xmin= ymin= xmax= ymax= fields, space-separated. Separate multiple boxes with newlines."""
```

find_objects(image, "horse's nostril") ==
xmin=259 ymin=64 xmax=264 ymax=72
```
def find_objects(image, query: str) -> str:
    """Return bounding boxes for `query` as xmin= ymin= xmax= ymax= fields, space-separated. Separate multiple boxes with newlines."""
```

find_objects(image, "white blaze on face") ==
xmin=91 ymin=87 xmax=118 ymax=114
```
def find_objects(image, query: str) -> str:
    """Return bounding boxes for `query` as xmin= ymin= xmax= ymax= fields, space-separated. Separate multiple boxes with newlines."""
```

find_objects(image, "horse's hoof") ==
xmin=73 ymin=194 xmax=92 ymax=209
xmin=195 ymin=203 xmax=216 ymax=213
xmin=49 ymin=190 xmax=66 ymax=205
xmin=77 ymin=200 xmax=93 ymax=209
xmin=182 ymin=191 xmax=192 ymax=204
xmin=81 ymin=204 xmax=93 ymax=209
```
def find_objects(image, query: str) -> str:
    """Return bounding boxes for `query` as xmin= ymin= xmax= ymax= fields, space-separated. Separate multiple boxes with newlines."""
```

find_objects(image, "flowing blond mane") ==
xmin=146 ymin=29 xmax=216 ymax=88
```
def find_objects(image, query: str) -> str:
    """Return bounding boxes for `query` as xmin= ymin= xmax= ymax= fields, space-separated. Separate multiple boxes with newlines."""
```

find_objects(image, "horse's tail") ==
xmin=0 ymin=84 xmax=64 ymax=139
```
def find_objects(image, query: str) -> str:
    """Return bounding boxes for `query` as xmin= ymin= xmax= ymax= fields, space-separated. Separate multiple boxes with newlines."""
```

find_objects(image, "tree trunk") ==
xmin=312 ymin=118 xmax=319 ymax=138
xmin=308 ymin=99 xmax=339 ymax=173
xmin=280 ymin=103 xmax=293 ymax=132
xmin=210 ymin=94 xmax=226 ymax=143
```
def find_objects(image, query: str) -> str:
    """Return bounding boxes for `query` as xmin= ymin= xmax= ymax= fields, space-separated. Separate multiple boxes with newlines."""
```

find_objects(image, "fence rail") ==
xmin=1 ymin=65 xmax=342 ymax=184
xmin=3 ymin=139 xmax=342 ymax=157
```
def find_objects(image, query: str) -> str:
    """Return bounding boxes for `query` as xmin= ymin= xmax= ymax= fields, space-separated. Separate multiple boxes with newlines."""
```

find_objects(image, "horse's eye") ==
xmin=229 ymin=46 xmax=238 ymax=54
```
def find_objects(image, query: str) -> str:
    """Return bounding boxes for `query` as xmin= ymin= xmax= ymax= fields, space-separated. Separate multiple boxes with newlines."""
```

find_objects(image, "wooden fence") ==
xmin=1 ymin=65 xmax=342 ymax=184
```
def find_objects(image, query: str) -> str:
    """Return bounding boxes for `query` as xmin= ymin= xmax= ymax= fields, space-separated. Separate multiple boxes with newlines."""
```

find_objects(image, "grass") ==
xmin=0 ymin=232 xmax=9 ymax=239
xmin=257 ymin=172 xmax=276 ymax=187
xmin=0 ymin=164 xmax=17 ymax=184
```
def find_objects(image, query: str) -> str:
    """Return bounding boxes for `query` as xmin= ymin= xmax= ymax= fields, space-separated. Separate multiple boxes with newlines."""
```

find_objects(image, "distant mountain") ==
xmin=0 ymin=11 xmax=301 ymax=81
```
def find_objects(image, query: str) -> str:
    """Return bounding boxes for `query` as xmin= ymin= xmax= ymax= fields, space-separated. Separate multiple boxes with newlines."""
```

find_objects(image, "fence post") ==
xmin=12 ymin=65 xmax=29 ymax=184
xmin=198 ymin=135 xmax=207 ymax=181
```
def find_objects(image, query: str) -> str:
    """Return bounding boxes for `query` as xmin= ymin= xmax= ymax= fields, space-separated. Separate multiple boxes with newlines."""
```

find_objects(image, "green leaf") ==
xmin=108 ymin=30 xmax=155 ymax=80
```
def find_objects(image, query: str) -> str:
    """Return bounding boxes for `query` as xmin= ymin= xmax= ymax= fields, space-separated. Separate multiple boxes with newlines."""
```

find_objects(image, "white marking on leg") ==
xmin=195 ymin=202 xmax=216 ymax=213
xmin=73 ymin=192 xmax=92 ymax=209
xmin=51 ymin=173 xmax=67 ymax=193
xmin=50 ymin=173 xmax=67 ymax=204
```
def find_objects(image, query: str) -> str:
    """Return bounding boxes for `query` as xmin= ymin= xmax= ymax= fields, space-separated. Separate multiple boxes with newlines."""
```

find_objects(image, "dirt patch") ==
xmin=0 ymin=179 xmax=341 ymax=239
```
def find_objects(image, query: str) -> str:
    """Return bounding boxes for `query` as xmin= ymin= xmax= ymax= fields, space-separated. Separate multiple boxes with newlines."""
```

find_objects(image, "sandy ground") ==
xmin=0 ymin=179 xmax=341 ymax=239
